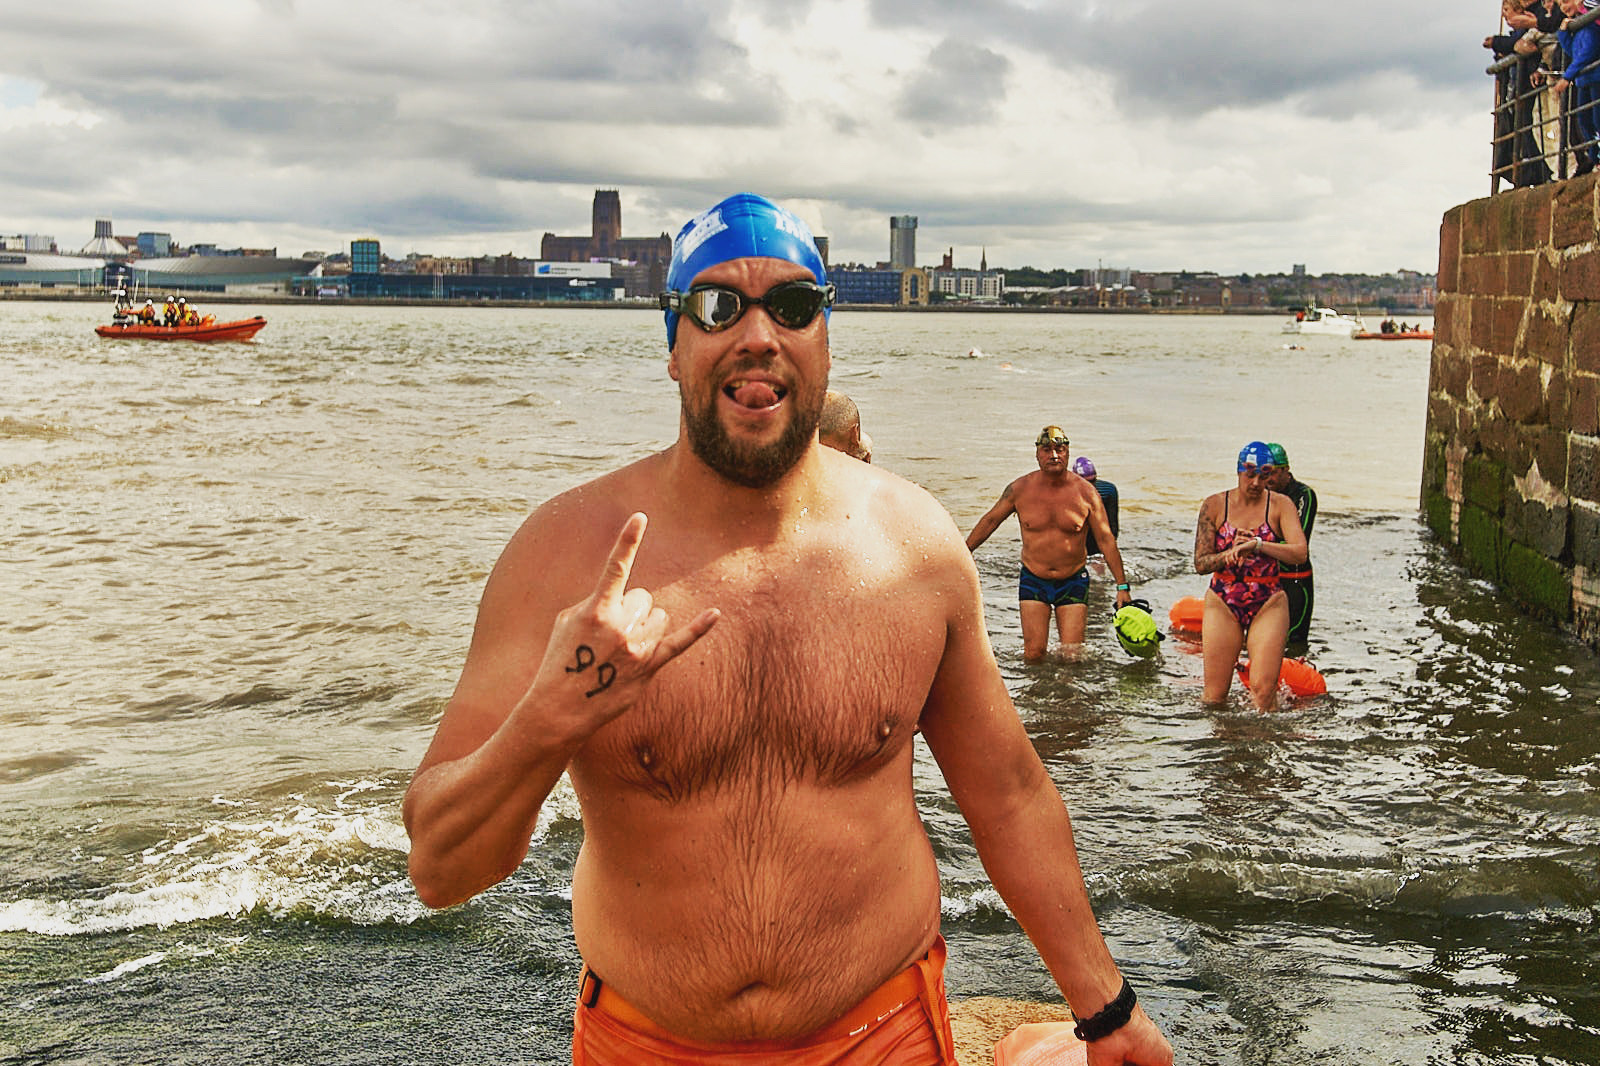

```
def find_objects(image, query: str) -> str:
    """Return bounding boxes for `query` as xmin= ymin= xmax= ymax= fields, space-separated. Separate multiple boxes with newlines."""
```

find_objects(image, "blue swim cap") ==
xmin=1237 ymin=441 xmax=1273 ymax=472
xmin=664 ymin=193 xmax=829 ymax=348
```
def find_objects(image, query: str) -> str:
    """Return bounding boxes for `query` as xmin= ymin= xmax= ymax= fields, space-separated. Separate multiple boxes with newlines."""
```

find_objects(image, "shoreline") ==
xmin=0 ymin=292 xmax=1437 ymax=316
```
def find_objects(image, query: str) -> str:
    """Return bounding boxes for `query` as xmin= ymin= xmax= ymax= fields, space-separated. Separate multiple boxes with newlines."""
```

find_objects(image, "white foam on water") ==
xmin=0 ymin=786 xmax=425 ymax=936
xmin=84 ymin=951 xmax=168 ymax=983
xmin=1 ymin=775 xmax=589 ymax=937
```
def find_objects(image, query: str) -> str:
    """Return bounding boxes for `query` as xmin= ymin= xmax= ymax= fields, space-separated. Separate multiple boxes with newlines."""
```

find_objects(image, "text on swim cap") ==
xmin=676 ymin=209 xmax=728 ymax=261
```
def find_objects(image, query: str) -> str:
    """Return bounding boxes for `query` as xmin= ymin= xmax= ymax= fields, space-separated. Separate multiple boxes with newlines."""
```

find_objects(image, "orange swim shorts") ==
xmin=572 ymin=936 xmax=958 ymax=1065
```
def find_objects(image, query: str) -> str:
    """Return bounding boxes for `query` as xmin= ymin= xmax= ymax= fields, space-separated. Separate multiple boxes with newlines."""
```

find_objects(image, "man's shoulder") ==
xmin=508 ymin=458 xmax=661 ymax=556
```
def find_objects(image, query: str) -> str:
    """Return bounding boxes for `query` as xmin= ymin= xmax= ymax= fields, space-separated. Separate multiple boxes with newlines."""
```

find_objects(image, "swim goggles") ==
xmin=660 ymin=280 xmax=835 ymax=334
xmin=1240 ymin=464 xmax=1277 ymax=479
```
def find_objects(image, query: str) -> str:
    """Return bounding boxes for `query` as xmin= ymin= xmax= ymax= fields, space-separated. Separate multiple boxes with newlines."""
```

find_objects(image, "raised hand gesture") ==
xmin=532 ymin=512 xmax=719 ymax=737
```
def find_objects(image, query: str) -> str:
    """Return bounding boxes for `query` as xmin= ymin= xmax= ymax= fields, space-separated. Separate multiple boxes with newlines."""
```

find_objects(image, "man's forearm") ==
xmin=965 ymin=771 xmax=1126 ymax=1013
xmin=404 ymin=708 xmax=582 ymax=909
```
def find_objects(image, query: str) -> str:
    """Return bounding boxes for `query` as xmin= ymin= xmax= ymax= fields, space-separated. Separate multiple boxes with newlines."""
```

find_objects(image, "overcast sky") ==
xmin=0 ymin=1 xmax=1503 ymax=275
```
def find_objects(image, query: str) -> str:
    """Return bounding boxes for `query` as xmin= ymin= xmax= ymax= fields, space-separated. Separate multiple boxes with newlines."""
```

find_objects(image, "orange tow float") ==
xmin=1167 ymin=595 xmax=1327 ymax=698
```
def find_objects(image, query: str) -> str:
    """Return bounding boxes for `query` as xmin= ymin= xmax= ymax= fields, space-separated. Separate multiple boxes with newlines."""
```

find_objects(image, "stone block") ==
xmin=1463 ymin=255 xmax=1504 ymax=297
xmin=1521 ymin=304 xmax=1568 ymax=366
xmin=1464 ymin=453 xmax=1506 ymax=512
xmin=1545 ymin=367 xmax=1571 ymax=427
xmin=1438 ymin=208 xmax=1463 ymax=293
xmin=1532 ymin=249 xmax=1562 ymax=305
xmin=1560 ymin=247 xmax=1600 ymax=302
xmin=1427 ymin=393 xmax=1457 ymax=435
xmin=1573 ymin=374 xmax=1599 ymax=436
xmin=1571 ymin=434 xmax=1600 ymax=504
xmin=1438 ymin=349 xmax=1470 ymax=400
xmin=1422 ymin=435 xmax=1448 ymax=494
xmin=1463 ymin=197 xmax=1493 ymax=257
xmin=1523 ymin=187 xmax=1554 ymax=250
xmin=1459 ymin=502 xmax=1503 ymax=580
xmin=1537 ymin=425 xmax=1571 ymax=491
xmin=1495 ymin=298 xmax=1526 ymax=356
xmin=1508 ymin=495 xmax=1570 ymax=558
xmin=1471 ymin=295 xmax=1496 ymax=351
xmin=1503 ymin=540 xmax=1573 ymax=621
xmin=1500 ymin=361 xmax=1544 ymax=422
xmin=1574 ymin=303 xmax=1600 ymax=375
xmin=1472 ymin=352 xmax=1501 ymax=399
xmin=1423 ymin=489 xmax=1454 ymax=539
xmin=1434 ymin=292 xmax=1465 ymax=347
xmin=1483 ymin=409 xmax=1515 ymax=455
xmin=1553 ymin=178 xmax=1596 ymax=248
xmin=1506 ymin=251 xmax=1535 ymax=297
xmin=1574 ymin=503 xmax=1600 ymax=570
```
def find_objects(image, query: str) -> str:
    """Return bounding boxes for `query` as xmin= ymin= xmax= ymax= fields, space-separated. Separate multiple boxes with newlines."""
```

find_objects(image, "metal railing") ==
xmin=1488 ymin=4 xmax=1600 ymax=192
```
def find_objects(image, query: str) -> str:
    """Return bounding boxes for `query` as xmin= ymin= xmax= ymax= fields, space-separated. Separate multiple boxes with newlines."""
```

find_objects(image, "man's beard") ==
xmin=682 ymin=382 xmax=824 ymax=488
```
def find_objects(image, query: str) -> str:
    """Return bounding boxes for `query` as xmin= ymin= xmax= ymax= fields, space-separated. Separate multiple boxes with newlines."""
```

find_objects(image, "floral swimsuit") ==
xmin=1209 ymin=491 xmax=1281 ymax=627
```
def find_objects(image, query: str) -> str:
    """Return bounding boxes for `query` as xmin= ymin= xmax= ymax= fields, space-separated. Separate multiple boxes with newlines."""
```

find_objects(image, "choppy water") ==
xmin=2 ymin=300 xmax=1596 ymax=1065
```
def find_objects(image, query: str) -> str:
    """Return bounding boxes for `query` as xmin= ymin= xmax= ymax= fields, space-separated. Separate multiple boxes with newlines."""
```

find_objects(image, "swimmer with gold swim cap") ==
xmin=965 ymin=424 xmax=1135 ymax=660
xmin=405 ymin=192 xmax=1172 ymax=1066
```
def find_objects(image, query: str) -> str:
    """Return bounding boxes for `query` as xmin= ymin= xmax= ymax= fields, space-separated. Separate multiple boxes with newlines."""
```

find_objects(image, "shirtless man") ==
xmin=965 ymin=427 xmax=1134 ymax=660
xmin=819 ymin=389 xmax=872 ymax=462
xmin=403 ymin=194 xmax=1171 ymax=1065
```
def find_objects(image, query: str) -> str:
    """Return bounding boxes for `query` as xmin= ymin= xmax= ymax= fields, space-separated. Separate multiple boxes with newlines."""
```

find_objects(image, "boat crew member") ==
xmin=137 ymin=299 xmax=157 ymax=324
xmin=403 ymin=192 xmax=1172 ymax=1066
xmin=112 ymin=289 xmax=133 ymax=323
xmin=181 ymin=300 xmax=200 ymax=326
xmin=966 ymin=425 xmax=1134 ymax=659
xmin=1193 ymin=442 xmax=1309 ymax=712
xmin=1266 ymin=442 xmax=1317 ymax=646
xmin=163 ymin=295 xmax=179 ymax=326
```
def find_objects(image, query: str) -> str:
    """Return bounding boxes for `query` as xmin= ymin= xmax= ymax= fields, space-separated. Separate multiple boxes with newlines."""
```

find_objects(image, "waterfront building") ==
xmin=336 ymin=259 xmax=622 ymax=302
xmin=81 ymin=220 xmax=127 ymax=258
xmin=929 ymin=267 xmax=1004 ymax=301
xmin=890 ymin=215 xmax=917 ymax=270
xmin=833 ymin=266 xmax=929 ymax=306
xmin=351 ymin=238 xmax=381 ymax=275
xmin=136 ymin=232 xmax=172 ymax=257
xmin=1 ymin=234 xmax=55 ymax=252
xmin=540 ymin=190 xmax=670 ymax=297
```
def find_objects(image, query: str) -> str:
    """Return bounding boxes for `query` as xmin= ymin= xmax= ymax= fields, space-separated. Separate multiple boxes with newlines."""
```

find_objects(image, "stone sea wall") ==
xmin=1425 ymin=176 xmax=1600 ymax=649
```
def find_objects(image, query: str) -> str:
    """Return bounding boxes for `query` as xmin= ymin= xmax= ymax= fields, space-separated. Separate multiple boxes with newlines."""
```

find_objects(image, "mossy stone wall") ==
xmin=1427 ymin=176 xmax=1600 ymax=648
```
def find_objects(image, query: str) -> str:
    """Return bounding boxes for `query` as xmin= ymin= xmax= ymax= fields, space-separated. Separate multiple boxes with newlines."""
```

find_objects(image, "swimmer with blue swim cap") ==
xmin=661 ymin=192 xmax=832 ymax=350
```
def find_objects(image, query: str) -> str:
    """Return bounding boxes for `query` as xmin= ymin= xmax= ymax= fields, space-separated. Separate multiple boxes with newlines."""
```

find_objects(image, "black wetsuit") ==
xmin=1279 ymin=477 xmax=1317 ymax=644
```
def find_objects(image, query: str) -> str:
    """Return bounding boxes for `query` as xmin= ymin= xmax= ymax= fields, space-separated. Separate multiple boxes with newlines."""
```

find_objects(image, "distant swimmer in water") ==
xmin=966 ymin=425 xmax=1135 ymax=660
xmin=1193 ymin=441 xmax=1308 ymax=712
xmin=403 ymin=193 xmax=1172 ymax=1066
xmin=819 ymin=388 xmax=872 ymax=462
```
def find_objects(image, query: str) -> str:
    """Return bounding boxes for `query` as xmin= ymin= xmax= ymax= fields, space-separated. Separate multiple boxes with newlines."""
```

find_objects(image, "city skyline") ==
xmin=1 ymin=2 xmax=1491 ymax=275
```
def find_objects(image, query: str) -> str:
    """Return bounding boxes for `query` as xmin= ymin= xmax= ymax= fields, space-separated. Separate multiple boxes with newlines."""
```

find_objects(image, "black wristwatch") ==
xmin=1072 ymin=978 xmax=1137 ymax=1042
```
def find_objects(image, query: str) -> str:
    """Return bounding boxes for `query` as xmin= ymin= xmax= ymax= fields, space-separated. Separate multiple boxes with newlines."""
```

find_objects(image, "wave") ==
xmin=0 ymin=778 xmax=587 ymax=938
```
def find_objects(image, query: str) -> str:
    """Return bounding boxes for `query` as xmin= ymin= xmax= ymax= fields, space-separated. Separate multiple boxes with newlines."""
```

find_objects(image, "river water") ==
xmin=2 ymin=300 xmax=1596 ymax=1065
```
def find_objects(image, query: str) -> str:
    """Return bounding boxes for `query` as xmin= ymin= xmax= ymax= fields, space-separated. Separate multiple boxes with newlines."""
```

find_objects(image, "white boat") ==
xmin=1281 ymin=306 xmax=1366 ymax=336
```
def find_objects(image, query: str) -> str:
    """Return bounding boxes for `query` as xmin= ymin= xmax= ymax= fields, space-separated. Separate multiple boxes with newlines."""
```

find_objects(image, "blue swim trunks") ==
xmin=1018 ymin=565 xmax=1090 ymax=607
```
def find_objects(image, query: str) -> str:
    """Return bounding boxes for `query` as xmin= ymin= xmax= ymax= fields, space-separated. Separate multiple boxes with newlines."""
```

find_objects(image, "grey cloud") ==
xmin=896 ymin=38 xmax=1012 ymax=127
xmin=868 ymin=0 xmax=1486 ymax=120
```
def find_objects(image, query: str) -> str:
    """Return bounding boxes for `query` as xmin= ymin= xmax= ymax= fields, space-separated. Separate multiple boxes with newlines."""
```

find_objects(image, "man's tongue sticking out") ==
xmin=729 ymin=380 xmax=783 ymax=409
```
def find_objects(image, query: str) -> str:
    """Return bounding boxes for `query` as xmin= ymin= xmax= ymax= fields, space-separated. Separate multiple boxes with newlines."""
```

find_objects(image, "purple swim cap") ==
xmin=663 ymin=192 xmax=828 ymax=348
xmin=1237 ymin=441 xmax=1273 ymax=472
xmin=1072 ymin=456 xmax=1097 ymax=478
